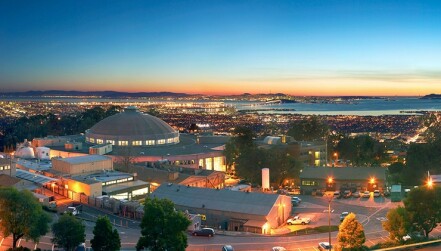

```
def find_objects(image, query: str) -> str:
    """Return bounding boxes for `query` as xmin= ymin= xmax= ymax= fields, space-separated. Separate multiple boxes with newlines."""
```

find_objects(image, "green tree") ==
xmin=0 ymin=188 xmax=51 ymax=249
xmin=337 ymin=213 xmax=366 ymax=250
xmin=382 ymin=206 xmax=411 ymax=242
xmin=265 ymin=148 xmax=302 ymax=187
xmin=404 ymin=186 xmax=441 ymax=238
xmin=52 ymin=214 xmax=85 ymax=251
xmin=287 ymin=116 xmax=329 ymax=141
xmin=336 ymin=135 xmax=385 ymax=166
xmin=90 ymin=216 xmax=121 ymax=251
xmin=224 ymin=126 xmax=258 ymax=178
xmin=136 ymin=197 xmax=190 ymax=251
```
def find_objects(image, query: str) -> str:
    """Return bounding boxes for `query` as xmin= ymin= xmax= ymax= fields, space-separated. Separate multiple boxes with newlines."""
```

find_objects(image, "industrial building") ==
xmin=152 ymin=183 xmax=291 ymax=234
xmin=299 ymin=166 xmax=386 ymax=194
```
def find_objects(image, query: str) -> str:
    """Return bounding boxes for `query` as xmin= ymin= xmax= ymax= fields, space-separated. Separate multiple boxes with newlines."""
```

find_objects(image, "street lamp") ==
xmin=427 ymin=171 xmax=433 ymax=189
xmin=333 ymin=152 xmax=338 ymax=166
xmin=327 ymin=194 xmax=333 ymax=249
xmin=51 ymin=182 xmax=55 ymax=195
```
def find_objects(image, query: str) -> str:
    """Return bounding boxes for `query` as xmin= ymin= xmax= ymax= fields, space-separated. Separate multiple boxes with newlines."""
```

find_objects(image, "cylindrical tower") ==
xmin=262 ymin=168 xmax=270 ymax=191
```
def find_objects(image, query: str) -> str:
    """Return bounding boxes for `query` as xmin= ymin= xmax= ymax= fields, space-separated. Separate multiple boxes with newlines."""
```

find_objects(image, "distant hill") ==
xmin=0 ymin=90 xmax=192 ymax=98
xmin=421 ymin=94 xmax=441 ymax=99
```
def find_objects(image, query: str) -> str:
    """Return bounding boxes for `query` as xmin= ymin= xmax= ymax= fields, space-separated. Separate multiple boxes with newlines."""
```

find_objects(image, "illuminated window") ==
xmin=96 ymin=139 xmax=103 ymax=144
xmin=157 ymin=139 xmax=165 ymax=145
xmin=146 ymin=140 xmax=155 ymax=145
xmin=167 ymin=138 xmax=173 ymax=144
xmin=132 ymin=141 xmax=142 ymax=146
xmin=106 ymin=140 xmax=115 ymax=145
xmin=118 ymin=141 xmax=128 ymax=146
xmin=90 ymin=138 xmax=95 ymax=143
xmin=302 ymin=180 xmax=318 ymax=186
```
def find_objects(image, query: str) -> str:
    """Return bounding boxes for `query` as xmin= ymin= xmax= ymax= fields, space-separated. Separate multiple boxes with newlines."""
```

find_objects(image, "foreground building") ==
xmin=300 ymin=166 xmax=386 ymax=194
xmin=152 ymin=183 xmax=291 ymax=234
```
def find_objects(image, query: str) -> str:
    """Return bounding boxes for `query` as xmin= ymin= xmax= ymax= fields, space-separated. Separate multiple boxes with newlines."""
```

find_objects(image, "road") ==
xmin=2 ymin=194 xmax=441 ymax=251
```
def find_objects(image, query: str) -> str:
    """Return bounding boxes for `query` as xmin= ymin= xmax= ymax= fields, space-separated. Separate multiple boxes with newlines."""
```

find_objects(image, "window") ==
xmin=132 ymin=140 xmax=142 ymax=146
xmin=118 ymin=141 xmax=128 ymax=146
xmin=167 ymin=138 xmax=173 ymax=144
xmin=146 ymin=140 xmax=155 ymax=145
xmin=0 ymin=166 xmax=3 ymax=171
xmin=157 ymin=139 xmax=165 ymax=145
xmin=96 ymin=139 xmax=103 ymax=144
xmin=90 ymin=138 xmax=95 ymax=143
xmin=301 ymin=180 xmax=318 ymax=186
xmin=106 ymin=140 xmax=115 ymax=145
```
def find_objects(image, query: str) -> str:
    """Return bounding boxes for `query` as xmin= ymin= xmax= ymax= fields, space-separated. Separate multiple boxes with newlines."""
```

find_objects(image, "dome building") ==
xmin=85 ymin=106 xmax=179 ymax=147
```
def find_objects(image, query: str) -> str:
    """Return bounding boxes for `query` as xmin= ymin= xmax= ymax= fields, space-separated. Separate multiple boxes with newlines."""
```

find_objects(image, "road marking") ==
xmin=0 ymin=238 xmax=4 ymax=247
xmin=376 ymin=217 xmax=387 ymax=221
xmin=368 ymin=239 xmax=375 ymax=245
xmin=381 ymin=236 xmax=389 ymax=241
xmin=34 ymin=243 xmax=38 ymax=250
xmin=52 ymin=244 xmax=55 ymax=251
xmin=323 ymin=209 xmax=334 ymax=213
xmin=18 ymin=238 xmax=22 ymax=246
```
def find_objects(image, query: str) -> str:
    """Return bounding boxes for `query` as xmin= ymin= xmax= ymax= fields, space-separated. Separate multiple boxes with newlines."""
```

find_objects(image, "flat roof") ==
xmin=71 ymin=171 xmax=132 ymax=184
xmin=16 ymin=158 xmax=52 ymax=171
xmin=16 ymin=169 xmax=58 ymax=185
xmin=103 ymin=180 xmax=149 ymax=194
xmin=152 ymin=183 xmax=281 ymax=216
xmin=300 ymin=166 xmax=386 ymax=181
xmin=55 ymin=155 xmax=111 ymax=164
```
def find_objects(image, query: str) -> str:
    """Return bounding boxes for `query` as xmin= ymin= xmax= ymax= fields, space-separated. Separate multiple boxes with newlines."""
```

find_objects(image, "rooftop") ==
xmin=152 ymin=183 xmax=282 ymax=216
xmin=300 ymin=166 xmax=386 ymax=181
xmin=54 ymin=155 xmax=112 ymax=164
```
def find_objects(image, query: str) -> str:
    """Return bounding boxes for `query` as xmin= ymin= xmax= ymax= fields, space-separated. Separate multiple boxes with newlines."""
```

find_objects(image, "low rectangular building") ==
xmin=52 ymin=155 xmax=113 ymax=175
xmin=300 ymin=166 xmax=386 ymax=194
xmin=152 ymin=184 xmax=291 ymax=234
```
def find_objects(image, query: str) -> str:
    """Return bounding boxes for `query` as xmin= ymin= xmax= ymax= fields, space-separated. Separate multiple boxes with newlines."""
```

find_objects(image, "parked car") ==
xmin=221 ymin=245 xmax=235 ymax=251
xmin=192 ymin=228 xmax=215 ymax=237
xmin=291 ymin=200 xmax=299 ymax=207
xmin=333 ymin=191 xmax=342 ymax=199
xmin=352 ymin=191 xmax=361 ymax=198
xmin=343 ymin=190 xmax=352 ymax=198
xmin=291 ymin=196 xmax=302 ymax=203
xmin=362 ymin=191 xmax=371 ymax=198
xmin=271 ymin=247 xmax=287 ymax=251
xmin=340 ymin=212 xmax=349 ymax=222
xmin=373 ymin=190 xmax=381 ymax=197
xmin=64 ymin=206 xmax=79 ymax=216
xmin=318 ymin=242 xmax=332 ymax=250
xmin=287 ymin=215 xmax=311 ymax=225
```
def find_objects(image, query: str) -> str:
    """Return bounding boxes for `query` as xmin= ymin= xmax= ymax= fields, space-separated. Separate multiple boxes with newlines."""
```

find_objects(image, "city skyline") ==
xmin=1 ymin=0 xmax=441 ymax=96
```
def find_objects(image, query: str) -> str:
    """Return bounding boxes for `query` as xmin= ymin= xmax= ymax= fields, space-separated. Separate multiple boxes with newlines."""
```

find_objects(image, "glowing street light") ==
xmin=328 ymin=177 xmax=333 ymax=184
xmin=427 ymin=177 xmax=433 ymax=188
xmin=370 ymin=177 xmax=375 ymax=184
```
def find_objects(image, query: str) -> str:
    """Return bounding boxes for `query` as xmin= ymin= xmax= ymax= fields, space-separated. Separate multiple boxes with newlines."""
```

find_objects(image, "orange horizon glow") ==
xmin=14 ymin=77 xmax=440 ymax=97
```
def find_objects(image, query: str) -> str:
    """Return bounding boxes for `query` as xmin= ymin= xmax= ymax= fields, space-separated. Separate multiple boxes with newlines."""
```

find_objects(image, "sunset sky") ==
xmin=1 ymin=0 xmax=440 ymax=96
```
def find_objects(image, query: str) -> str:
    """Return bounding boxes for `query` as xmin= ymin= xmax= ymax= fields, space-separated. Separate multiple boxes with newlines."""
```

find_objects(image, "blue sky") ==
xmin=0 ymin=0 xmax=440 ymax=95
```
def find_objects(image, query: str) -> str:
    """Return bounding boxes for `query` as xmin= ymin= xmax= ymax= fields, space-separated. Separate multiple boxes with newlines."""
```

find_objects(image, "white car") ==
xmin=373 ymin=190 xmax=381 ymax=197
xmin=271 ymin=247 xmax=287 ymax=251
xmin=362 ymin=191 xmax=371 ymax=198
xmin=318 ymin=242 xmax=332 ymax=250
xmin=287 ymin=215 xmax=311 ymax=225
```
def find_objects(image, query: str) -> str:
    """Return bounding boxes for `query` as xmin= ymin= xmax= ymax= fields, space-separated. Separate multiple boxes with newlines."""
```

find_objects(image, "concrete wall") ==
xmin=66 ymin=179 xmax=102 ymax=197
xmin=52 ymin=157 xmax=113 ymax=175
